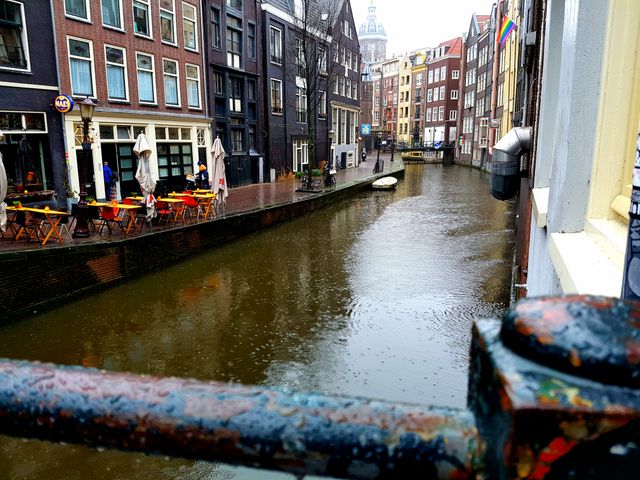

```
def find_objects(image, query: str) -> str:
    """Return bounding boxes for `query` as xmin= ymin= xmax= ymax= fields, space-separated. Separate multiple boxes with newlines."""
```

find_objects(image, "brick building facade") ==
xmin=54 ymin=0 xmax=211 ymax=199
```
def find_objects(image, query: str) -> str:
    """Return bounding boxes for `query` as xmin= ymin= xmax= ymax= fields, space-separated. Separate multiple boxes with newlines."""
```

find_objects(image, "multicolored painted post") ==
xmin=622 ymin=127 xmax=640 ymax=300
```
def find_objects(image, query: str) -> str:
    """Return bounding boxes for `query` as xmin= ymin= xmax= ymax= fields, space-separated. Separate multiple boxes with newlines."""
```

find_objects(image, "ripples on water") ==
xmin=0 ymin=165 xmax=515 ymax=480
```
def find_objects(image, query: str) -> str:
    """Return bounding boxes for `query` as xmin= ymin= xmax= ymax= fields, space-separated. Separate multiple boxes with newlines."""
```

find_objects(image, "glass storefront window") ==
xmin=168 ymin=128 xmax=179 ymax=140
xmin=100 ymin=125 xmax=115 ymax=139
xmin=181 ymin=128 xmax=191 ymax=140
xmin=117 ymin=125 xmax=131 ymax=139
xmin=155 ymin=127 xmax=166 ymax=139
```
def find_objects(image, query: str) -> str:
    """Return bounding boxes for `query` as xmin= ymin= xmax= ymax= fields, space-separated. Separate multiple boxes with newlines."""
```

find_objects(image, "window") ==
xmin=0 ymin=0 xmax=29 ymax=70
xmin=68 ymin=38 xmax=94 ymax=96
xmin=226 ymin=0 xmax=241 ymax=10
xmin=451 ymin=89 xmax=459 ymax=100
xmin=319 ymin=46 xmax=327 ymax=74
xmin=449 ymin=110 xmax=457 ymax=121
xmin=247 ymin=23 xmax=256 ymax=60
xmin=426 ymin=108 xmax=432 ymax=122
xmin=231 ymin=128 xmax=243 ymax=152
xmin=101 ymin=0 xmax=122 ymax=29
xmin=182 ymin=3 xmax=197 ymax=51
xmin=319 ymin=90 xmax=327 ymax=119
xmin=163 ymin=59 xmax=179 ymax=106
xmin=427 ymin=70 xmax=433 ymax=84
xmin=229 ymin=77 xmax=242 ymax=112
xmin=346 ymin=79 xmax=351 ymax=98
xmin=434 ymin=68 xmax=440 ymax=83
xmin=160 ymin=0 xmax=176 ymax=44
xmin=432 ymin=88 xmax=438 ymax=102
xmin=293 ymin=139 xmax=308 ymax=172
xmin=352 ymin=82 xmax=357 ymax=100
xmin=105 ymin=46 xmax=127 ymax=101
xmin=438 ymin=106 xmax=444 ymax=121
xmin=226 ymin=16 xmax=242 ymax=68
xmin=296 ymin=86 xmax=307 ymax=123
xmin=65 ymin=0 xmax=89 ymax=20
xmin=213 ymin=72 xmax=223 ymax=94
xmin=210 ymin=7 xmax=221 ymax=48
xmin=497 ymin=83 xmax=504 ymax=107
xmin=136 ymin=53 xmax=155 ymax=103
xmin=452 ymin=69 xmax=459 ymax=79
xmin=427 ymin=89 xmax=432 ymax=103
xmin=186 ymin=64 xmax=201 ymax=108
xmin=269 ymin=26 xmax=281 ymax=64
xmin=439 ymin=86 xmax=445 ymax=100
xmin=270 ymin=78 xmax=282 ymax=114
xmin=440 ymin=66 xmax=446 ymax=80
xmin=133 ymin=0 xmax=151 ymax=37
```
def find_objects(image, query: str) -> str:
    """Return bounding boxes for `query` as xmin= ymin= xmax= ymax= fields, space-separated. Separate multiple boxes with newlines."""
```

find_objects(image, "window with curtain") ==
xmin=68 ymin=38 xmax=93 ymax=96
xmin=105 ymin=46 xmax=126 ymax=100
xmin=269 ymin=26 xmax=281 ymax=64
xmin=0 ymin=0 xmax=28 ymax=70
xmin=186 ymin=64 xmax=200 ymax=108
xmin=182 ymin=3 xmax=197 ymax=50
xmin=210 ymin=7 xmax=220 ymax=48
xmin=136 ymin=53 xmax=155 ymax=103
xmin=270 ymin=79 xmax=282 ymax=114
xmin=133 ymin=0 xmax=150 ymax=37
xmin=101 ymin=0 xmax=121 ymax=28
xmin=163 ymin=59 xmax=179 ymax=106
xmin=160 ymin=0 xmax=175 ymax=44
xmin=65 ymin=0 xmax=88 ymax=19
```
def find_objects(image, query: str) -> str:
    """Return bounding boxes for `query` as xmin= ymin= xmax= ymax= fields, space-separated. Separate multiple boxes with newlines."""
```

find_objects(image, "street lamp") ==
xmin=72 ymin=97 xmax=97 ymax=238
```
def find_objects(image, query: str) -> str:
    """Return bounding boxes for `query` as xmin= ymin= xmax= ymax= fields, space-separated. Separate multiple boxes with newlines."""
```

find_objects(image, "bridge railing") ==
xmin=0 ymin=295 xmax=638 ymax=478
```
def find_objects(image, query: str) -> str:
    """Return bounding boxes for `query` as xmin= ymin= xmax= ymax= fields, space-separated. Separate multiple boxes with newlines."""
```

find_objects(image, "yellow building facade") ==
xmin=396 ymin=55 xmax=413 ymax=145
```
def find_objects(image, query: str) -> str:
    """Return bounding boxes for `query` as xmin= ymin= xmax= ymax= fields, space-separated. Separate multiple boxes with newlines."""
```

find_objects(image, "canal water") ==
xmin=0 ymin=165 xmax=515 ymax=480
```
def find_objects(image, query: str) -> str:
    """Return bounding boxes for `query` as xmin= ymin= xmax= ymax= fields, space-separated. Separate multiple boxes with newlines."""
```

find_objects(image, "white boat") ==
xmin=372 ymin=176 xmax=398 ymax=190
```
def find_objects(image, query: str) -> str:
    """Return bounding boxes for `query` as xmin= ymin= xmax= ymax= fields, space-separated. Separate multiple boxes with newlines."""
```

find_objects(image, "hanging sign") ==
xmin=54 ymin=95 xmax=74 ymax=114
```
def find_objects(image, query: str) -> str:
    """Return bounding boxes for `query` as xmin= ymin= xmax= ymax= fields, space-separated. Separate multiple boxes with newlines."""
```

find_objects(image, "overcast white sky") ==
xmin=350 ymin=0 xmax=496 ymax=56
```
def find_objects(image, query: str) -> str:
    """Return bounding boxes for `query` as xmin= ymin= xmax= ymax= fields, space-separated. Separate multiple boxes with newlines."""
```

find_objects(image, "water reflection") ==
xmin=0 ymin=165 xmax=514 ymax=479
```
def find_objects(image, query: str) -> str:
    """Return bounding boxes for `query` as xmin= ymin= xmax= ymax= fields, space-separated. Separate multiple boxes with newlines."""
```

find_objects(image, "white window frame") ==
xmin=269 ymin=26 xmax=282 ymax=65
xmin=434 ymin=68 xmax=440 ymax=83
xmin=104 ymin=44 xmax=129 ymax=101
xmin=440 ymin=66 xmax=446 ymax=80
xmin=135 ymin=51 xmax=157 ymax=104
xmin=426 ymin=108 xmax=432 ymax=122
xmin=68 ymin=36 xmax=97 ymax=98
xmin=101 ymin=0 xmax=124 ymax=31
xmin=452 ymin=69 xmax=459 ymax=80
xmin=428 ymin=70 xmax=433 ymax=84
xmin=432 ymin=88 xmax=438 ymax=102
xmin=451 ymin=89 xmax=459 ymax=100
xmin=427 ymin=89 xmax=432 ymax=103
xmin=439 ymin=86 xmax=445 ymax=100
xmin=438 ymin=106 xmax=444 ymax=121
xmin=132 ymin=0 xmax=152 ymax=38
xmin=449 ymin=110 xmax=457 ymax=121
xmin=0 ymin=0 xmax=31 ymax=72
xmin=182 ymin=2 xmax=198 ymax=52
xmin=319 ymin=90 xmax=327 ymax=119
xmin=64 ymin=0 xmax=91 ymax=22
xmin=162 ymin=58 xmax=180 ymax=107
xmin=160 ymin=0 xmax=177 ymax=46
xmin=185 ymin=63 xmax=201 ymax=109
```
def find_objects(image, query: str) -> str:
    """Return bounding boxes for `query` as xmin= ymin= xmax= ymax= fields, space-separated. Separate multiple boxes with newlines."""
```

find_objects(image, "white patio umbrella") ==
xmin=0 ymin=131 xmax=6 ymax=233
xmin=211 ymin=136 xmax=228 ymax=204
xmin=133 ymin=133 xmax=156 ymax=219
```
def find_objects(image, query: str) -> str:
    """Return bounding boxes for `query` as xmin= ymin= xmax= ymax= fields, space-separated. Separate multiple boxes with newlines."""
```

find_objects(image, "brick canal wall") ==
xmin=0 ymin=171 xmax=404 ymax=323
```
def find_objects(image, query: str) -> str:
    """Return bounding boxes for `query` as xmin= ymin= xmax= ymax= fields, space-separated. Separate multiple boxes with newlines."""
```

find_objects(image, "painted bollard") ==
xmin=469 ymin=296 xmax=640 ymax=479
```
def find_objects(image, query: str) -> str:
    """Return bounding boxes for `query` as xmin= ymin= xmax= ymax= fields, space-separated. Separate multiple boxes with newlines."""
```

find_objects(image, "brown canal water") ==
xmin=0 ymin=165 xmax=515 ymax=480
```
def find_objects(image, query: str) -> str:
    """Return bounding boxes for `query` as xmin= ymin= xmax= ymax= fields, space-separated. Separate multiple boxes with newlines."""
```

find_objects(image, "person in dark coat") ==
xmin=103 ymin=161 xmax=114 ymax=199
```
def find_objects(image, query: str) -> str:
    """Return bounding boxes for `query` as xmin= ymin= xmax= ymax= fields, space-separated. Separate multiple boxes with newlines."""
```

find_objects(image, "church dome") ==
xmin=359 ymin=1 xmax=387 ymax=38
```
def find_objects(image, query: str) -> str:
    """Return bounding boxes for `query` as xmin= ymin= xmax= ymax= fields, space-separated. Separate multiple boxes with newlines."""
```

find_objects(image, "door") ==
xmin=157 ymin=143 xmax=194 ymax=191
xmin=102 ymin=143 xmax=136 ymax=196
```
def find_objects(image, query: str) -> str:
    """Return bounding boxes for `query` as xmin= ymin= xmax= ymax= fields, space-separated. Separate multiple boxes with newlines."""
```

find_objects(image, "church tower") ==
xmin=358 ymin=1 xmax=388 ymax=65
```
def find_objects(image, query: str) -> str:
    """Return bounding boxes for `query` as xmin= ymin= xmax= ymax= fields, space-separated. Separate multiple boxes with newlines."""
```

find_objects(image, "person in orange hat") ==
xmin=196 ymin=162 xmax=209 ymax=189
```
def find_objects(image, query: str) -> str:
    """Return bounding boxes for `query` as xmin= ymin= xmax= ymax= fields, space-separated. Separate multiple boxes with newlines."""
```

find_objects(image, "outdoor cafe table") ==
xmin=89 ymin=202 xmax=142 ymax=235
xmin=6 ymin=206 xmax=69 ymax=246
xmin=168 ymin=192 xmax=216 ymax=219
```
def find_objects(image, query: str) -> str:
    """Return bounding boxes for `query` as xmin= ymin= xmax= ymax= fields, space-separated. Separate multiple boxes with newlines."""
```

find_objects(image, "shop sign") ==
xmin=361 ymin=124 xmax=371 ymax=135
xmin=54 ymin=95 xmax=74 ymax=114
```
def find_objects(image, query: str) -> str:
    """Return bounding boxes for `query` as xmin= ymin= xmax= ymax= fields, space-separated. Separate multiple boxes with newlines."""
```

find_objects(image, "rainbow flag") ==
xmin=499 ymin=16 xmax=517 ymax=46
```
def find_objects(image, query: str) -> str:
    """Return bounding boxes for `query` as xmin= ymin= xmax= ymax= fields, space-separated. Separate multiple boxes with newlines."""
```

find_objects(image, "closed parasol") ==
xmin=211 ymin=136 xmax=228 ymax=204
xmin=133 ymin=133 xmax=157 ymax=219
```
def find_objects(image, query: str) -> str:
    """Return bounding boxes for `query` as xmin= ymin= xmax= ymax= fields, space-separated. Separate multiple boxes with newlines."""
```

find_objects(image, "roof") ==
xmin=438 ymin=37 xmax=463 ymax=56
xmin=476 ymin=15 xmax=491 ymax=33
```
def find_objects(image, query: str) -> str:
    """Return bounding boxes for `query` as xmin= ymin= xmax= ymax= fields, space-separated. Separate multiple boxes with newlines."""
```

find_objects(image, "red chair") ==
xmin=182 ymin=194 xmax=200 ymax=222
xmin=97 ymin=206 xmax=124 ymax=234
xmin=155 ymin=200 xmax=174 ymax=226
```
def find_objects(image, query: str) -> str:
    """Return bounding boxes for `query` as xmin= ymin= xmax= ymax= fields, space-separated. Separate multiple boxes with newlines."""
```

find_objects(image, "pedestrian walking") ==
xmin=103 ymin=161 xmax=114 ymax=199
xmin=361 ymin=147 xmax=367 ymax=162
